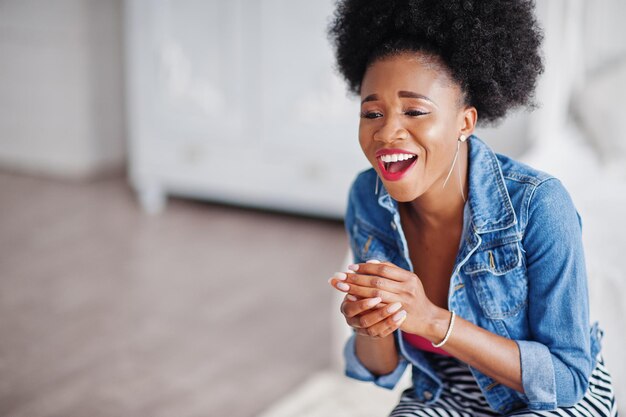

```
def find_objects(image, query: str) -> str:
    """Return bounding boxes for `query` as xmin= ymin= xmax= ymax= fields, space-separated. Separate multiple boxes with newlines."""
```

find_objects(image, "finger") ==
xmin=343 ymin=282 xmax=401 ymax=303
xmin=328 ymin=272 xmax=350 ymax=292
xmin=341 ymin=296 xmax=382 ymax=318
xmin=377 ymin=311 xmax=408 ymax=338
xmin=344 ymin=272 xmax=405 ymax=294
xmin=345 ymin=293 xmax=385 ymax=308
xmin=366 ymin=259 xmax=401 ymax=269
xmin=343 ymin=273 xmax=361 ymax=302
xmin=365 ymin=259 xmax=397 ymax=267
xmin=346 ymin=301 xmax=402 ymax=328
xmin=347 ymin=261 xmax=416 ymax=283
xmin=342 ymin=259 xmax=395 ymax=292
xmin=361 ymin=309 xmax=408 ymax=338
xmin=355 ymin=328 xmax=370 ymax=336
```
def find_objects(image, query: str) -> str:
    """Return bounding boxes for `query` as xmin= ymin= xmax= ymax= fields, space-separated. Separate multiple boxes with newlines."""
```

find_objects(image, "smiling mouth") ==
xmin=377 ymin=153 xmax=417 ymax=181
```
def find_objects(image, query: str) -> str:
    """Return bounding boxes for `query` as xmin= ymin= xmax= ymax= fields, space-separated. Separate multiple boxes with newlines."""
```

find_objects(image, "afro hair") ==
xmin=328 ymin=0 xmax=544 ymax=124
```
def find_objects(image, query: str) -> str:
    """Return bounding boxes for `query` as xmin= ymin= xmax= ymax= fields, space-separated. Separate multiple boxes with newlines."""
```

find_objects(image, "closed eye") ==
xmin=405 ymin=110 xmax=429 ymax=117
xmin=360 ymin=111 xmax=383 ymax=119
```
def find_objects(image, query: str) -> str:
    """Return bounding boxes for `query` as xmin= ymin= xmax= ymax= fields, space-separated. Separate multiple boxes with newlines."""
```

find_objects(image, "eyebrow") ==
xmin=361 ymin=91 xmax=437 ymax=106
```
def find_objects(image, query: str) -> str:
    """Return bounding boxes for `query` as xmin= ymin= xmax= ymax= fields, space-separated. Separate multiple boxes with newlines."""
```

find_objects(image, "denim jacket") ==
xmin=342 ymin=135 xmax=603 ymax=414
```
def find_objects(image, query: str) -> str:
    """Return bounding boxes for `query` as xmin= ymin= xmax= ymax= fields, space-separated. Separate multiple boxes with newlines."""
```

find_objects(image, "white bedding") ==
xmin=521 ymin=123 xmax=626 ymax=404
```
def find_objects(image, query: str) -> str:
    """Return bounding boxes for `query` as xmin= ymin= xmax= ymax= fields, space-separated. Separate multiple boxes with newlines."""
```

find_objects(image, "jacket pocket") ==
xmin=463 ymin=240 xmax=528 ymax=319
xmin=350 ymin=218 xmax=399 ymax=264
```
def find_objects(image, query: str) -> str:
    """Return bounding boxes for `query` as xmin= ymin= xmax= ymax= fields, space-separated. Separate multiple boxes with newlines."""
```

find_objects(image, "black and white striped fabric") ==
xmin=389 ymin=352 xmax=618 ymax=417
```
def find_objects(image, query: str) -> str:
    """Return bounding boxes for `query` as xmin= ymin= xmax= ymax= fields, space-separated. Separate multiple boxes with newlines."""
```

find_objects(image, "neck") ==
xmin=405 ymin=142 xmax=469 ymax=230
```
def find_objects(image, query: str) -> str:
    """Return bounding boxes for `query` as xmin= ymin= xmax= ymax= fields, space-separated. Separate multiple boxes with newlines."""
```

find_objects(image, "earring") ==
xmin=442 ymin=134 xmax=468 ymax=202
xmin=374 ymin=174 xmax=380 ymax=195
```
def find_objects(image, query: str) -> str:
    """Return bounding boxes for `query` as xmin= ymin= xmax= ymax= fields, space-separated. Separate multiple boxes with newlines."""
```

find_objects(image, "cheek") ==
xmin=418 ymin=126 xmax=455 ymax=170
xmin=415 ymin=119 xmax=444 ymax=148
xmin=419 ymin=113 xmax=453 ymax=140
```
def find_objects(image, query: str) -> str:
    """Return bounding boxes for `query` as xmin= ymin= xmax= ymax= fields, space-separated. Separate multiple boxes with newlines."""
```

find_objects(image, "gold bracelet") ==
xmin=432 ymin=310 xmax=455 ymax=348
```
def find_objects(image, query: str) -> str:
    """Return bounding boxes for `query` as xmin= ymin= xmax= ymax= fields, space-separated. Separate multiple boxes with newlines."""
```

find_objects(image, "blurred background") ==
xmin=0 ymin=0 xmax=625 ymax=416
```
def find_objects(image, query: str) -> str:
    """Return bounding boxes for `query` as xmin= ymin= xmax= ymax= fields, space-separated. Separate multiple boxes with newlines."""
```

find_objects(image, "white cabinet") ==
xmin=125 ymin=0 xmax=368 ymax=218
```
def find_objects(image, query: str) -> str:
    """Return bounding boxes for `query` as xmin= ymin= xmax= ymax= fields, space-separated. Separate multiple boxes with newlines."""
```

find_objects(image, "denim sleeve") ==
xmin=344 ymin=177 xmax=365 ymax=263
xmin=342 ymin=186 xmax=409 ymax=389
xmin=344 ymin=330 xmax=410 ymax=389
xmin=517 ymin=178 xmax=593 ymax=409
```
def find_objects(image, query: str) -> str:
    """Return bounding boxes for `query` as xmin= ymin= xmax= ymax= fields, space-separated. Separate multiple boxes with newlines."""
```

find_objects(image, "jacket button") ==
xmin=423 ymin=390 xmax=433 ymax=400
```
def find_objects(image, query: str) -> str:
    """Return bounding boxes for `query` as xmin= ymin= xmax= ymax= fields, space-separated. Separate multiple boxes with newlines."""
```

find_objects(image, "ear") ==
xmin=459 ymin=106 xmax=477 ymax=139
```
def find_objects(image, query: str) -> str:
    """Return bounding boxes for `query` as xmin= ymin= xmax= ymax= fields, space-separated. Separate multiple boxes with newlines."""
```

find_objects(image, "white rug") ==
xmin=257 ymin=370 xmax=411 ymax=417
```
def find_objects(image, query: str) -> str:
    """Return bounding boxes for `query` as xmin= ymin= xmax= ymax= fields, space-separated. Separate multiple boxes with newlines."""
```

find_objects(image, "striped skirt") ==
xmin=389 ymin=353 xmax=618 ymax=417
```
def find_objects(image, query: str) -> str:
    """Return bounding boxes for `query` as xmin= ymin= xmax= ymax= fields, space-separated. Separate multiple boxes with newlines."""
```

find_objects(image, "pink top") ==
xmin=402 ymin=331 xmax=451 ymax=357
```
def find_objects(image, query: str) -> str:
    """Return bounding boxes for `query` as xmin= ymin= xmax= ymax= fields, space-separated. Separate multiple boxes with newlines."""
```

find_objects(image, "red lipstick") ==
xmin=375 ymin=148 xmax=418 ymax=181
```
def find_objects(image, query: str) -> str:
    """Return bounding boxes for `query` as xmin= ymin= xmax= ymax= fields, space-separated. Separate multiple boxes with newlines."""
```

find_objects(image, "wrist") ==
xmin=424 ymin=306 xmax=453 ymax=344
xmin=355 ymin=330 xmax=395 ymax=342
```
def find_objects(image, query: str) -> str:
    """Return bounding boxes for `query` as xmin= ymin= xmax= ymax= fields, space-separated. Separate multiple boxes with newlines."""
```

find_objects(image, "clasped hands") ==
xmin=328 ymin=259 xmax=436 ymax=338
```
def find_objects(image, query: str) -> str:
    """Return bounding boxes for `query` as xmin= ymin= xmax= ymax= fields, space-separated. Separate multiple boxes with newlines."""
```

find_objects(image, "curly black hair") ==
xmin=328 ymin=0 xmax=544 ymax=124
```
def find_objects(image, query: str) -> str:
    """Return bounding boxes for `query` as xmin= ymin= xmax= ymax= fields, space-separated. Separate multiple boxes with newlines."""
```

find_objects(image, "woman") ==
xmin=326 ymin=1 xmax=618 ymax=416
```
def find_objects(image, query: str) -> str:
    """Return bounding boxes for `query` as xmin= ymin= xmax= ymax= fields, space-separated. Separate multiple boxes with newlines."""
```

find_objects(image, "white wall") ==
xmin=0 ymin=0 xmax=126 ymax=179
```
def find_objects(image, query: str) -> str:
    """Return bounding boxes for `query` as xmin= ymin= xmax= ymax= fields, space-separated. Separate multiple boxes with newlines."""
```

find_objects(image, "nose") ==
xmin=372 ymin=113 xmax=409 ymax=144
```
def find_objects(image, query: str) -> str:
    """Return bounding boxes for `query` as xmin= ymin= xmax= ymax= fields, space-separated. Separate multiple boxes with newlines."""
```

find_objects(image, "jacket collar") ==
xmin=376 ymin=135 xmax=516 ymax=234
xmin=466 ymin=135 xmax=517 ymax=233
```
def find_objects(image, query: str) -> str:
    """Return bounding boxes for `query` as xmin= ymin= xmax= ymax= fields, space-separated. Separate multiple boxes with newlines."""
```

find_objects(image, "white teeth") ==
xmin=379 ymin=153 xmax=416 ymax=163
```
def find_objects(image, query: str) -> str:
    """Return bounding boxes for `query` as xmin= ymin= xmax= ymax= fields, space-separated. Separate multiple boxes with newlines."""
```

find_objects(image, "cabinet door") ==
xmin=126 ymin=0 xmax=368 ymax=217
xmin=254 ymin=0 xmax=366 ymax=213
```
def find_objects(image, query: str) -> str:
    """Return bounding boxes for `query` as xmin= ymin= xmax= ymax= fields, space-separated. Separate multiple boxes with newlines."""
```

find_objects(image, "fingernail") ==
xmin=387 ymin=302 xmax=402 ymax=314
xmin=366 ymin=259 xmax=381 ymax=264
xmin=333 ymin=272 xmax=347 ymax=281
xmin=347 ymin=295 xmax=358 ymax=301
xmin=392 ymin=310 xmax=407 ymax=322
xmin=366 ymin=297 xmax=382 ymax=307
xmin=344 ymin=270 xmax=355 ymax=274
xmin=336 ymin=282 xmax=350 ymax=291
xmin=347 ymin=264 xmax=359 ymax=271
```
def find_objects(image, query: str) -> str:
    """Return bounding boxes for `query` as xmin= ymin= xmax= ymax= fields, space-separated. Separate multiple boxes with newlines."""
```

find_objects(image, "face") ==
xmin=359 ymin=52 xmax=475 ymax=202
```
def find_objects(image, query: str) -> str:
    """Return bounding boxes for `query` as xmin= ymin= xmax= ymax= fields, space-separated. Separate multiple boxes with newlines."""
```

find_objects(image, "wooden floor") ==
xmin=0 ymin=171 xmax=348 ymax=417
